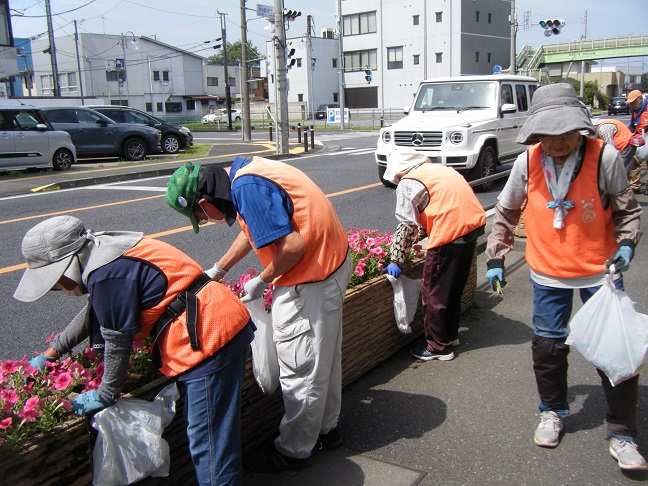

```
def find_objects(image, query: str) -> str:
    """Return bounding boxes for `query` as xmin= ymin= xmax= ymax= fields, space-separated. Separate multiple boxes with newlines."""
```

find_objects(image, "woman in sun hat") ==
xmin=14 ymin=215 xmax=253 ymax=485
xmin=484 ymin=83 xmax=644 ymax=471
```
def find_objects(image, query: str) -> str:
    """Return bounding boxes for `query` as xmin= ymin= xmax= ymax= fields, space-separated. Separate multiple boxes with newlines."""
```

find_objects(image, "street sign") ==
xmin=257 ymin=4 xmax=273 ymax=19
xmin=115 ymin=58 xmax=124 ymax=69
xmin=327 ymin=108 xmax=349 ymax=123
xmin=523 ymin=10 xmax=531 ymax=30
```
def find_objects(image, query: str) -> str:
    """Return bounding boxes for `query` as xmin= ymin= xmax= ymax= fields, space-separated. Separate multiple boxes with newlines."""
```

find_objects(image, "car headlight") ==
xmin=449 ymin=131 xmax=464 ymax=144
xmin=179 ymin=126 xmax=190 ymax=135
xmin=381 ymin=131 xmax=391 ymax=144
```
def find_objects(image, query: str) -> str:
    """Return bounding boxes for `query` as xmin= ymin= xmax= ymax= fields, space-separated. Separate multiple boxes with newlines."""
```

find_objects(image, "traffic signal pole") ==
xmin=274 ymin=0 xmax=289 ymax=154
xmin=336 ymin=0 xmax=346 ymax=129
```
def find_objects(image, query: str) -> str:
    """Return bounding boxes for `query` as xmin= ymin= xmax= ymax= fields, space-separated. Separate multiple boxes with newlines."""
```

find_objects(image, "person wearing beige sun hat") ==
xmin=626 ymin=89 xmax=648 ymax=193
xmin=486 ymin=83 xmax=644 ymax=472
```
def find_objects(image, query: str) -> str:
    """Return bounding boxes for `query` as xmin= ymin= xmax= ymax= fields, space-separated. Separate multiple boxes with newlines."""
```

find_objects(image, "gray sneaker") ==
xmin=534 ymin=411 xmax=563 ymax=448
xmin=609 ymin=438 xmax=648 ymax=470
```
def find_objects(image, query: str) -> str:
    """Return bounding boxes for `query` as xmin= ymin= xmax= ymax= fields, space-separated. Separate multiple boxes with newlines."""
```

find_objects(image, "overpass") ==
xmin=516 ymin=35 xmax=648 ymax=72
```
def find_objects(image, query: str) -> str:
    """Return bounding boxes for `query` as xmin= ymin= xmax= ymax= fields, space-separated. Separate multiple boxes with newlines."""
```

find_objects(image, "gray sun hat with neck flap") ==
xmin=516 ymin=83 xmax=594 ymax=145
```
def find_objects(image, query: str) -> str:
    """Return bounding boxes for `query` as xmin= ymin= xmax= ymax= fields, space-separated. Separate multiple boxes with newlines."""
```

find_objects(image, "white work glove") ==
xmin=240 ymin=276 xmax=268 ymax=303
xmin=205 ymin=264 xmax=227 ymax=282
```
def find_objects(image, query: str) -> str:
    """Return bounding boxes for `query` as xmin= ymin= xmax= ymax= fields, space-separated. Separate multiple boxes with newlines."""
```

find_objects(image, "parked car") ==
xmin=314 ymin=104 xmax=330 ymax=119
xmin=40 ymin=106 xmax=161 ymax=161
xmin=89 ymin=105 xmax=192 ymax=154
xmin=0 ymin=105 xmax=76 ymax=171
xmin=201 ymin=109 xmax=242 ymax=124
xmin=375 ymin=74 xmax=539 ymax=191
xmin=608 ymin=96 xmax=630 ymax=116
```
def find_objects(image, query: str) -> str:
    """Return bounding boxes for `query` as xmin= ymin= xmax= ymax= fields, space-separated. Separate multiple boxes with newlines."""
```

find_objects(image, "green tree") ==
xmin=206 ymin=40 xmax=262 ymax=69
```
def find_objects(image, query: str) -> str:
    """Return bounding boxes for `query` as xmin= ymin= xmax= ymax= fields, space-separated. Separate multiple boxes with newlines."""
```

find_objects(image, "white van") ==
xmin=375 ymin=74 xmax=538 ymax=190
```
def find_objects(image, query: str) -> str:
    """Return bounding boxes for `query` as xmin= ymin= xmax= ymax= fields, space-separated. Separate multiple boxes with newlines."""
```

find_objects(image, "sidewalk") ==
xmin=0 ymin=139 xmax=318 ymax=198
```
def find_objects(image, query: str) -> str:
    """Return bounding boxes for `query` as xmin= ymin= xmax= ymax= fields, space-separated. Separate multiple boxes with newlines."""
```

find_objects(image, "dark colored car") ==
xmin=40 ymin=106 xmax=161 ymax=161
xmin=608 ymin=97 xmax=630 ymax=116
xmin=314 ymin=104 xmax=331 ymax=120
xmin=90 ymin=105 xmax=193 ymax=154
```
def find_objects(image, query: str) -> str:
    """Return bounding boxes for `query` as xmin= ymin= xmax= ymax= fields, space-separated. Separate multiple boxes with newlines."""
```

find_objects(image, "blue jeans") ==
xmin=183 ymin=350 xmax=247 ymax=486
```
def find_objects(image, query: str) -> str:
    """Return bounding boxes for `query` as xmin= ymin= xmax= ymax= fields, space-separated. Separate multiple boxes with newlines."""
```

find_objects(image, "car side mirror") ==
xmin=96 ymin=119 xmax=108 ymax=127
xmin=500 ymin=103 xmax=517 ymax=116
xmin=403 ymin=105 xmax=410 ymax=115
xmin=35 ymin=123 xmax=48 ymax=131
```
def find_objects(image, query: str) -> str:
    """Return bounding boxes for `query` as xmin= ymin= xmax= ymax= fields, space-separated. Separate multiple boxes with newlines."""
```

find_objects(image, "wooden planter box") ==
xmin=2 ymin=255 xmax=477 ymax=485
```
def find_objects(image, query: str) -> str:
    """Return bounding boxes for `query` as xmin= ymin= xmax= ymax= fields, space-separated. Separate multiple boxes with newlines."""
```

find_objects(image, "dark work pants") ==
xmin=420 ymin=240 xmax=476 ymax=354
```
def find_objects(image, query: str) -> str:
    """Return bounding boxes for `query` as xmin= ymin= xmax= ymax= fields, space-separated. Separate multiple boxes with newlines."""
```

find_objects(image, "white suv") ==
xmin=0 ymin=106 xmax=76 ymax=171
xmin=375 ymin=74 xmax=538 ymax=190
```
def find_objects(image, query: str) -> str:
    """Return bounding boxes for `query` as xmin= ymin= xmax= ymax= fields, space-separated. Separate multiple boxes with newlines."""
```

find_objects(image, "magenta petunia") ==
xmin=51 ymin=373 xmax=74 ymax=391
xmin=0 ymin=417 xmax=11 ymax=429
xmin=18 ymin=397 xmax=42 ymax=422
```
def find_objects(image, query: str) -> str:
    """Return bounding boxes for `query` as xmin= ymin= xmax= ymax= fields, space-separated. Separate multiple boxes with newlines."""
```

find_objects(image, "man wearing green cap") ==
xmin=167 ymin=157 xmax=352 ymax=473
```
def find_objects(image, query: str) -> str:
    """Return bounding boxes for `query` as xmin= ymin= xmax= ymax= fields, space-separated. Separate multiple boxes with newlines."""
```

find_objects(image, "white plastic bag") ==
xmin=386 ymin=274 xmax=421 ymax=334
xmin=566 ymin=273 xmax=648 ymax=386
xmin=246 ymin=299 xmax=280 ymax=395
xmin=91 ymin=382 xmax=179 ymax=486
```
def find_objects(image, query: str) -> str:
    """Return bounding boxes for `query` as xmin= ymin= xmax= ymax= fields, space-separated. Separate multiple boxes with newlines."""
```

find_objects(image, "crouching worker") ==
xmin=13 ymin=215 xmax=254 ymax=486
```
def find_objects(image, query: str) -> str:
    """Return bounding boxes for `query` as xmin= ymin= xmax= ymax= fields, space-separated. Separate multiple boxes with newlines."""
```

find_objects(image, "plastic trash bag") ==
xmin=91 ymin=382 xmax=180 ymax=486
xmin=246 ymin=299 xmax=280 ymax=395
xmin=386 ymin=274 xmax=421 ymax=334
xmin=566 ymin=273 xmax=648 ymax=386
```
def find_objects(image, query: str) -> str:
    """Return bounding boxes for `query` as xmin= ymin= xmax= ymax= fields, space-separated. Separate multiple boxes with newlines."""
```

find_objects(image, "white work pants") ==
xmin=272 ymin=254 xmax=352 ymax=459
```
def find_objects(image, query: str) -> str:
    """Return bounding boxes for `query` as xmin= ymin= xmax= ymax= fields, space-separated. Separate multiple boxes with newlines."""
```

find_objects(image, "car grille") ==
xmin=394 ymin=131 xmax=443 ymax=147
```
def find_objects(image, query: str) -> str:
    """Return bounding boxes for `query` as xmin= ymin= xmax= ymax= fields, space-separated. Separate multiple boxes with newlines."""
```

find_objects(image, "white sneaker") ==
xmin=534 ymin=411 xmax=563 ymax=448
xmin=609 ymin=438 xmax=648 ymax=471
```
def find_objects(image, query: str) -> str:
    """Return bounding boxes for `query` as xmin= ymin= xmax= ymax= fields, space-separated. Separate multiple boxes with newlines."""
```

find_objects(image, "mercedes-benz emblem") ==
xmin=411 ymin=132 xmax=424 ymax=146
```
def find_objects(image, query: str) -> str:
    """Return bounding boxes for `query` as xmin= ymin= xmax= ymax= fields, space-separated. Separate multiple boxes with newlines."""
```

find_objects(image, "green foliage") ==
xmin=206 ymin=40 xmax=262 ymax=67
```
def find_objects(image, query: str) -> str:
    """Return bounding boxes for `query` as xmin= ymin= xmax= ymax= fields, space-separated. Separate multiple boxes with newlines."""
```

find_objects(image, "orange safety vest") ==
xmin=524 ymin=138 xmax=618 ymax=278
xmin=402 ymin=164 xmax=486 ymax=249
xmin=233 ymin=156 xmax=349 ymax=287
xmin=599 ymin=118 xmax=633 ymax=151
xmin=126 ymin=238 xmax=250 ymax=377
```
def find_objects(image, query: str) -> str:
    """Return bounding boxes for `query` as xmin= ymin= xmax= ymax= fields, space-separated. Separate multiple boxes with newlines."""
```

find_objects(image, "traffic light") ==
xmin=539 ymin=19 xmax=565 ymax=37
xmin=283 ymin=9 xmax=301 ymax=21
xmin=287 ymin=42 xmax=296 ymax=68
xmin=364 ymin=67 xmax=372 ymax=84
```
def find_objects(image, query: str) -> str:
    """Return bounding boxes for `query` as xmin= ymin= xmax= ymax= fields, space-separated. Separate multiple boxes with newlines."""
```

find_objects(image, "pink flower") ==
xmin=17 ymin=397 xmax=42 ymax=422
xmin=51 ymin=373 xmax=74 ymax=391
xmin=354 ymin=264 xmax=365 ymax=277
xmin=0 ymin=417 xmax=10 ymax=429
xmin=45 ymin=333 xmax=56 ymax=344
xmin=54 ymin=396 xmax=72 ymax=411
xmin=1 ymin=389 xmax=19 ymax=407
xmin=1 ymin=360 xmax=20 ymax=375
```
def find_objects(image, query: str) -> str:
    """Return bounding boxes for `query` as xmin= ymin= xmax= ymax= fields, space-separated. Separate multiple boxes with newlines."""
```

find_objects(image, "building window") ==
xmin=436 ymin=12 xmax=442 ymax=22
xmin=156 ymin=102 xmax=163 ymax=111
xmin=387 ymin=47 xmax=403 ymax=70
xmin=342 ymin=11 xmax=377 ymax=35
xmin=332 ymin=58 xmax=337 ymax=68
xmin=296 ymin=58 xmax=302 ymax=68
xmin=186 ymin=99 xmax=196 ymax=110
xmin=162 ymin=71 xmax=169 ymax=82
xmin=40 ymin=74 xmax=52 ymax=95
xmin=145 ymin=102 xmax=153 ymax=112
xmin=487 ymin=53 xmax=492 ymax=63
xmin=436 ymin=52 xmax=443 ymax=63
xmin=488 ymin=13 xmax=492 ymax=24
xmin=343 ymin=49 xmax=377 ymax=71
xmin=207 ymin=77 xmax=219 ymax=86
xmin=153 ymin=70 xmax=160 ymax=81
xmin=165 ymin=102 xmax=182 ymax=112
xmin=476 ymin=11 xmax=480 ymax=22
xmin=105 ymin=70 xmax=118 ymax=82
xmin=413 ymin=54 xmax=420 ymax=65
xmin=229 ymin=76 xmax=236 ymax=87
xmin=413 ymin=15 xmax=419 ymax=26
xmin=298 ymin=93 xmax=303 ymax=102
xmin=475 ymin=52 xmax=480 ymax=62
xmin=333 ymin=93 xmax=339 ymax=103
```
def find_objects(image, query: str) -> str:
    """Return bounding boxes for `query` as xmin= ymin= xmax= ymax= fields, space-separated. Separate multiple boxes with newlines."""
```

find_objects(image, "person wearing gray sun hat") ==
xmin=485 ymin=83 xmax=644 ymax=472
xmin=14 ymin=215 xmax=254 ymax=485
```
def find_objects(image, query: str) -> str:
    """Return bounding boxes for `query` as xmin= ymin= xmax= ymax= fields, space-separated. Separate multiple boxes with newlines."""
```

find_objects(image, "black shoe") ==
xmin=410 ymin=343 xmax=454 ymax=361
xmin=243 ymin=444 xmax=312 ymax=473
xmin=315 ymin=428 xmax=343 ymax=451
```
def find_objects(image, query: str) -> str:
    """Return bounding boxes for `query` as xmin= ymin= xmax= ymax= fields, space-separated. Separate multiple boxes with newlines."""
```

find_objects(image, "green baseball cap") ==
xmin=166 ymin=162 xmax=202 ymax=233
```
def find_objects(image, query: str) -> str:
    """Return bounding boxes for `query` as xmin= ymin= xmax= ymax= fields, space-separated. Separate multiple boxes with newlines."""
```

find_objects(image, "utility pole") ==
xmin=73 ymin=20 xmax=85 ymax=104
xmin=306 ymin=15 xmax=315 ymax=123
xmin=45 ymin=0 xmax=60 ymax=96
xmin=510 ymin=0 xmax=517 ymax=75
xmin=218 ymin=11 xmax=233 ymax=130
xmin=274 ymin=0 xmax=289 ymax=154
xmin=240 ymin=0 xmax=251 ymax=141
xmin=336 ymin=0 xmax=346 ymax=129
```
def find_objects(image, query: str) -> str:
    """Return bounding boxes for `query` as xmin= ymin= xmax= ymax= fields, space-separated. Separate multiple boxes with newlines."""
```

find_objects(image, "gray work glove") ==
xmin=240 ymin=276 xmax=268 ymax=303
xmin=205 ymin=264 xmax=227 ymax=282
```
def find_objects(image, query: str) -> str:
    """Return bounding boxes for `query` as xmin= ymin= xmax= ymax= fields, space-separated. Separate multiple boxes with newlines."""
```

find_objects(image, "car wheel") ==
xmin=52 ymin=148 xmax=73 ymax=171
xmin=608 ymin=110 xmax=612 ymax=115
xmin=234 ymin=116 xmax=242 ymax=123
xmin=123 ymin=137 xmax=146 ymax=161
xmin=378 ymin=164 xmax=396 ymax=188
xmin=469 ymin=145 xmax=497 ymax=192
xmin=162 ymin=134 xmax=181 ymax=154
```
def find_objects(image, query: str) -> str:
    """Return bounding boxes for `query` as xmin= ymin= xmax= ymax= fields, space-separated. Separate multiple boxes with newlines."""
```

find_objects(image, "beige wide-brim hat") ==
xmin=516 ymin=83 xmax=594 ymax=145
xmin=383 ymin=152 xmax=429 ymax=184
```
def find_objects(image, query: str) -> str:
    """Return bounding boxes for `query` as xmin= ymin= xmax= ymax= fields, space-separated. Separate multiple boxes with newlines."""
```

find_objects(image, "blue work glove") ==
xmin=605 ymin=245 xmax=634 ymax=274
xmin=71 ymin=390 xmax=110 ymax=416
xmin=386 ymin=263 xmax=401 ymax=278
xmin=29 ymin=354 xmax=56 ymax=371
xmin=485 ymin=259 xmax=507 ymax=290
xmin=240 ymin=276 xmax=268 ymax=303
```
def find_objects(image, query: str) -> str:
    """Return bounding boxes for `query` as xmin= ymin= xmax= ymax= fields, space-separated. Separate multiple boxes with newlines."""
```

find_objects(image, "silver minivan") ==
xmin=0 ymin=106 xmax=76 ymax=171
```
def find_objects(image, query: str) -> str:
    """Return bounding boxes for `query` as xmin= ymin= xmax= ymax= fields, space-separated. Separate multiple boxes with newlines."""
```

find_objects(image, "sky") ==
xmin=7 ymin=0 xmax=648 ymax=69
